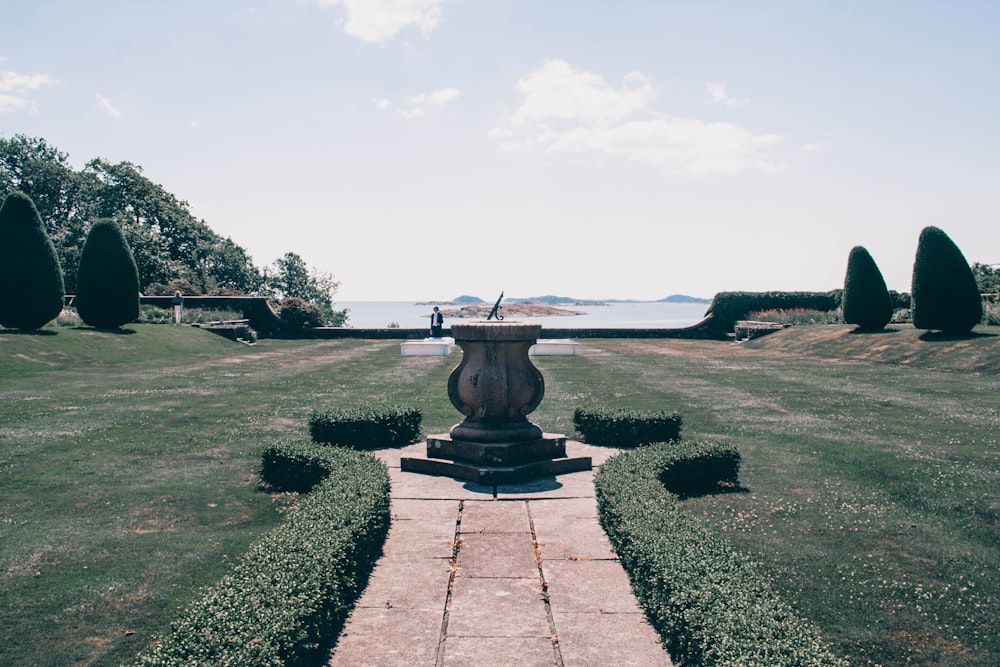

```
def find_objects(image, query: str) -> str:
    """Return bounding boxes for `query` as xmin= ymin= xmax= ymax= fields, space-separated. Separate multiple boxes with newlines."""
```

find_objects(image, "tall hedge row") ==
xmin=0 ymin=191 xmax=65 ymax=330
xmin=138 ymin=445 xmax=390 ymax=667
xmin=911 ymin=226 xmax=983 ymax=333
xmin=842 ymin=245 xmax=892 ymax=331
xmin=704 ymin=291 xmax=839 ymax=338
xmin=75 ymin=219 xmax=140 ymax=329
xmin=595 ymin=442 xmax=847 ymax=667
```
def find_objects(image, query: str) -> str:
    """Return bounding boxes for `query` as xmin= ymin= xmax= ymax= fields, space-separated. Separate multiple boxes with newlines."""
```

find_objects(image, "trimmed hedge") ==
xmin=705 ymin=291 xmax=839 ymax=338
xmin=911 ymin=226 xmax=983 ymax=333
xmin=842 ymin=245 xmax=892 ymax=331
xmin=573 ymin=407 xmax=682 ymax=447
xmin=137 ymin=445 xmax=390 ymax=667
xmin=75 ymin=219 xmax=140 ymax=329
xmin=0 ymin=191 xmax=65 ymax=330
xmin=595 ymin=441 xmax=847 ymax=667
xmin=310 ymin=404 xmax=422 ymax=449
xmin=260 ymin=440 xmax=355 ymax=492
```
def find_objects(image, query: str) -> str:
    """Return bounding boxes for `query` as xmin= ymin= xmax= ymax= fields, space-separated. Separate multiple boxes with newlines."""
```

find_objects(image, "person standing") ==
xmin=172 ymin=291 xmax=184 ymax=324
xmin=430 ymin=306 xmax=444 ymax=337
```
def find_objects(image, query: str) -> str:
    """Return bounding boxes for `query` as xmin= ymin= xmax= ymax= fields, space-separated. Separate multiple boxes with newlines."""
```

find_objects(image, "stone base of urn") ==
xmin=401 ymin=433 xmax=592 ymax=486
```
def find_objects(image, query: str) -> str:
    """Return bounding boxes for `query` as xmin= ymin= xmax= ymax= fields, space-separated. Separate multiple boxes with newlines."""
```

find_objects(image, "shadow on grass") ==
xmin=74 ymin=326 xmax=138 ymax=335
xmin=1 ymin=328 xmax=58 ymax=336
xmin=674 ymin=481 xmax=750 ymax=501
xmin=919 ymin=330 xmax=998 ymax=341
xmin=848 ymin=327 xmax=902 ymax=335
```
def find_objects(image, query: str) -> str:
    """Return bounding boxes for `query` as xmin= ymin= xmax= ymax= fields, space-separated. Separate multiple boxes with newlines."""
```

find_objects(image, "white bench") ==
xmin=529 ymin=339 xmax=579 ymax=356
xmin=401 ymin=337 xmax=454 ymax=356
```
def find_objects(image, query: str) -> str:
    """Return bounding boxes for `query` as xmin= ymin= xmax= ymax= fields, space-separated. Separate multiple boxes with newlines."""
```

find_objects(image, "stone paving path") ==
xmin=327 ymin=441 xmax=673 ymax=667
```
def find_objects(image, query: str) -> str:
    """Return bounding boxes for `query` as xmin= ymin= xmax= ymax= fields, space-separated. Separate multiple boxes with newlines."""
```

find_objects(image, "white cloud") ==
xmin=380 ymin=86 xmax=459 ymax=119
xmin=508 ymin=60 xmax=655 ymax=127
xmin=0 ymin=69 xmax=52 ymax=113
xmin=0 ymin=70 xmax=52 ymax=92
xmin=706 ymin=81 xmax=748 ymax=108
xmin=96 ymin=93 xmax=123 ymax=119
xmin=492 ymin=61 xmax=780 ymax=176
xmin=802 ymin=141 xmax=832 ymax=152
xmin=408 ymin=87 xmax=459 ymax=107
xmin=306 ymin=0 xmax=444 ymax=44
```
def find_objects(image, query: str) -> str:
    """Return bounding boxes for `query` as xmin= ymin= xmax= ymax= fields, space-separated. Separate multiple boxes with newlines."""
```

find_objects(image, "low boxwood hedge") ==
xmin=309 ymin=404 xmax=422 ymax=449
xmin=573 ymin=407 xmax=682 ymax=447
xmin=137 ymin=444 xmax=391 ymax=666
xmin=595 ymin=441 xmax=846 ymax=667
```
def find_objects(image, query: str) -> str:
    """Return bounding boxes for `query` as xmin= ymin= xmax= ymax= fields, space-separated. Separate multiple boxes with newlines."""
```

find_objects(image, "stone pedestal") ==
xmin=401 ymin=322 xmax=591 ymax=485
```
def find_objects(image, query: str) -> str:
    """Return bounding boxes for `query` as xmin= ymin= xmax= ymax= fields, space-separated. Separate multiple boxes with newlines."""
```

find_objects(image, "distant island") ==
xmin=417 ymin=294 xmax=710 ymax=306
xmin=414 ymin=293 xmax=710 ymax=320
xmin=439 ymin=303 xmax=585 ymax=319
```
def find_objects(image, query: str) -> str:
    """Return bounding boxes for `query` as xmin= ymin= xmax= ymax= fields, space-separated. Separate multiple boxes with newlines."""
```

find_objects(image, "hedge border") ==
xmin=137 ymin=444 xmax=390 ymax=666
xmin=309 ymin=404 xmax=422 ymax=449
xmin=595 ymin=441 xmax=847 ymax=667
xmin=573 ymin=406 xmax=682 ymax=447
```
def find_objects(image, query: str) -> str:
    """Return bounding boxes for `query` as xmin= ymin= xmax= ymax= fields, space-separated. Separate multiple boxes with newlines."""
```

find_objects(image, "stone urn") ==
xmin=400 ymin=320 xmax=592 ymax=486
xmin=447 ymin=321 xmax=545 ymax=444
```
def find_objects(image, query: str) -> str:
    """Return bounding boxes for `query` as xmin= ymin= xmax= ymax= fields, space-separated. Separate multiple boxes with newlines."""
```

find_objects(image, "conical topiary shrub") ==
xmin=75 ymin=219 xmax=140 ymax=329
xmin=842 ymin=245 xmax=892 ymax=331
xmin=911 ymin=226 xmax=982 ymax=333
xmin=0 ymin=191 xmax=65 ymax=330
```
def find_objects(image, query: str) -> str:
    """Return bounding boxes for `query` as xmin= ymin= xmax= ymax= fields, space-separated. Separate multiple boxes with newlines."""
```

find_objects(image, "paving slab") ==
xmin=354 ymin=558 xmax=451 ymax=611
xmin=543 ymin=558 xmax=644 ymax=614
xmin=447 ymin=575 xmax=552 ymax=637
xmin=530 ymin=498 xmax=617 ymax=561
xmin=441 ymin=636 xmax=558 ymax=667
xmin=455 ymin=532 xmax=539 ymax=578
xmin=553 ymin=611 xmax=671 ymax=667
xmin=329 ymin=608 xmax=441 ymax=666
xmin=459 ymin=499 xmax=531 ymax=533
xmin=326 ymin=442 xmax=674 ymax=666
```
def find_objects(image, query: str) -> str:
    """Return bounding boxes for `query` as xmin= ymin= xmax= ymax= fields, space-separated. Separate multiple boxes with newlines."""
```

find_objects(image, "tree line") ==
xmin=0 ymin=134 xmax=346 ymax=325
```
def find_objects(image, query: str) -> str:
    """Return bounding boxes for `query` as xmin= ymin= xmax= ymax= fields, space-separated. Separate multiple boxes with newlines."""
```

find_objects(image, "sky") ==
xmin=2 ymin=0 xmax=998 ymax=302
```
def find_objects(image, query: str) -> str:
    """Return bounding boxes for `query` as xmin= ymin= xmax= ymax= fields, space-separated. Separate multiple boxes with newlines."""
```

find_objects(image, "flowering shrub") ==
xmin=573 ymin=407 xmax=681 ymax=447
xmin=747 ymin=308 xmax=843 ymax=326
xmin=309 ymin=404 xmax=421 ymax=449
xmin=596 ymin=441 xmax=847 ymax=667
xmin=138 ymin=445 xmax=390 ymax=666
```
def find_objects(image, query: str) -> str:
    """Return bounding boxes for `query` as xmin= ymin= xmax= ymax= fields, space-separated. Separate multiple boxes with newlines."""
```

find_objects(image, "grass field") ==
xmin=1 ymin=323 xmax=997 ymax=666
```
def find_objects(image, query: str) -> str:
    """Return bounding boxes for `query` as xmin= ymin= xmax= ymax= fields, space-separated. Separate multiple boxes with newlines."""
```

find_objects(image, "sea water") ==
xmin=338 ymin=301 xmax=710 ymax=329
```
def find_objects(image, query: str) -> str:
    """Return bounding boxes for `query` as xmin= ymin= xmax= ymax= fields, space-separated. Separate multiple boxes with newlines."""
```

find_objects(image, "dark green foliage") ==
xmin=260 ymin=441 xmax=346 ymax=492
xmin=139 ymin=445 xmax=390 ymax=667
xmin=310 ymin=404 xmax=422 ymax=449
xmin=279 ymin=296 xmax=324 ymax=330
xmin=911 ymin=226 xmax=983 ymax=333
xmin=75 ymin=219 xmax=140 ymax=328
xmin=0 ymin=191 xmax=65 ymax=330
xmin=842 ymin=246 xmax=892 ymax=331
xmin=573 ymin=407 xmax=681 ymax=447
xmin=705 ymin=291 xmax=840 ymax=338
xmin=595 ymin=442 xmax=847 ymax=667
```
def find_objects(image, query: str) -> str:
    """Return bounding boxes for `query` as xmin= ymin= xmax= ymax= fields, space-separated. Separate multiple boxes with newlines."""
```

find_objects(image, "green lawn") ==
xmin=1 ymin=323 xmax=997 ymax=666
